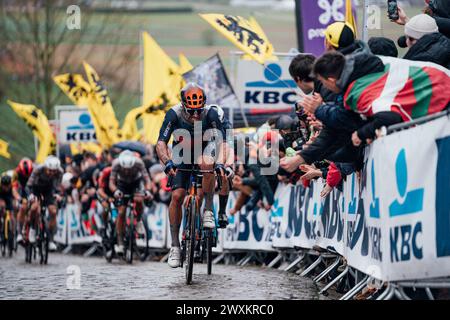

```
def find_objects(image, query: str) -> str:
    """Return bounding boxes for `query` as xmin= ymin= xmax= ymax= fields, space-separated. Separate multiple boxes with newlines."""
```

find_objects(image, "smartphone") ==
xmin=387 ymin=0 xmax=399 ymax=21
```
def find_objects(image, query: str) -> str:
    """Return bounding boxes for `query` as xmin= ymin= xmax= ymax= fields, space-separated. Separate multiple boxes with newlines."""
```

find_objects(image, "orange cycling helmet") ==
xmin=181 ymin=83 xmax=206 ymax=116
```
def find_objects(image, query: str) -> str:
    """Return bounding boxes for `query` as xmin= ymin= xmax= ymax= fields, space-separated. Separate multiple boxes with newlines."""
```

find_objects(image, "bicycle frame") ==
xmin=175 ymin=167 xmax=218 ymax=284
xmin=1 ymin=209 xmax=15 ymax=257
xmin=116 ymin=194 xmax=149 ymax=263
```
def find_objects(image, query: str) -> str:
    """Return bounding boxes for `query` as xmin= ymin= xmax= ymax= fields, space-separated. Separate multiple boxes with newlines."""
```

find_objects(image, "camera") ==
xmin=294 ymin=100 xmax=308 ymax=122
xmin=387 ymin=0 xmax=399 ymax=21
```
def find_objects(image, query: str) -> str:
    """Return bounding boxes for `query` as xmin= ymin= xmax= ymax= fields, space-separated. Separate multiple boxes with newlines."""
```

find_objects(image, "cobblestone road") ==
xmin=0 ymin=249 xmax=332 ymax=300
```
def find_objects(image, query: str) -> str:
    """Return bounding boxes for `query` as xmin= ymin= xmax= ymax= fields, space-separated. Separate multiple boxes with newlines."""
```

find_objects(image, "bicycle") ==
xmin=170 ymin=167 xmax=220 ymax=285
xmin=23 ymin=195 xmax=50 ymax=264
xmin=0 ymin=209 xmax=15 ymax=257
xmin=115 ymin=194 xmax=149 ymax=264
xmin=102 ymin=201 xmax=118 ymax=263
xmin=36 ymin=196 xmax=50 ymax=264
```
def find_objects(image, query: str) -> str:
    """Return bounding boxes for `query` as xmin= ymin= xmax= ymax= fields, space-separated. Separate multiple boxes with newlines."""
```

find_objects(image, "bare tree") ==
xmin=0 ymin=0 xmax=136 ymax=116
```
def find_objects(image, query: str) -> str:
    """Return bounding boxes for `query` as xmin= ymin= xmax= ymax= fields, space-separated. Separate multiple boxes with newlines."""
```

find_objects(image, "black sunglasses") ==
xmin=184 ymin=106 xmax=204 ymax=117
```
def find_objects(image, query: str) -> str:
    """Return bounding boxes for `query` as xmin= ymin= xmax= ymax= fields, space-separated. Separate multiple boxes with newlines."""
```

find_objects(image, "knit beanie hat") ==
xmin=404 ymin=14 xmax=439 ymax=40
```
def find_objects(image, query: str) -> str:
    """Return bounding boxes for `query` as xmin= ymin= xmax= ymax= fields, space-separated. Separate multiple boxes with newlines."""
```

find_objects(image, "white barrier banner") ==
xmin=54 ymin=207 xmax=68 ymax=245
xmin=224 ymin=192 xmax=274 ymax=251
xmin=291 ymin=183 xmax=320 ymax=250
xmin=315 ymin=187 xmax=346 ymax=256
xmin=67 ymin=203 xmax=101 ymax=245
xmin=373 ymin=115 xmax=450 ymax=281
xmin=314 ymin=116 xmax=450 ymax=281
xmin=266 ymin=115 xmax=450 ymax=281
xmin=144 ymin=203 xmax=168 ymax=249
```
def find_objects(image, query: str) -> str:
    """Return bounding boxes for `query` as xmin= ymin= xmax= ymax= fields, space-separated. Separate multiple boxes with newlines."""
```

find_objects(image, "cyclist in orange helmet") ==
xmin=156 ymin=83 xmax=234 ymax=268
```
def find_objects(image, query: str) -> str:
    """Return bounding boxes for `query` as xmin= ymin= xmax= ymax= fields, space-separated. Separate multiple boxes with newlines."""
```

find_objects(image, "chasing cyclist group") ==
xmin=0 ymin=83 xmax=234 ymax=268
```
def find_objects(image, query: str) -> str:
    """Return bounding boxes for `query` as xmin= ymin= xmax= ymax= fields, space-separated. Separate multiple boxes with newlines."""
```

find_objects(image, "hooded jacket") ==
xmin=431 ymin=0 xmax=450 ymax=19
xmin=336 ymin=52 xmax=385 ymax=94
xmin=337 ymin=40 xmax=367 ymax=56
xmin=430 ymin=0 xmax=450 ymax=38
xmin=404 ymin=32 xmax=450 ymax=69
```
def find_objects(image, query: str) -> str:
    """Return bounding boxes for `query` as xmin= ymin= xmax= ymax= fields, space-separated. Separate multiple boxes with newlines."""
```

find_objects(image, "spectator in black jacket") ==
xmin=403 ymin=14 xmax=450 ymax=69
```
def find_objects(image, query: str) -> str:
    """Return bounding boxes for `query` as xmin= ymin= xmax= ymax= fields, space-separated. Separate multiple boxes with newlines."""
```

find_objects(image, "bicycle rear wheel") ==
xmin=38 ymin=225 xmax=49 ymax=265
xmin=6 ymin=218 xmax=14 ymax=257
xmin=43 ymin=230 xmax=49 ymax=264
xmin=205 ymin=229 xmax=213 ymax=275
xmin=136 ymin=220 xmax=149 ymax=262
xmin=125 ymin=215 xmax=134 ymax=264
xmin=1 ymin=218 xmax=5 ymax=257
xmin=103 ymin=221 xmax=115 ymax=263
xmin=185 ymin=197 xmax=196 ymax=285
xmin=25 ymin=242 xmax=32 ymax=263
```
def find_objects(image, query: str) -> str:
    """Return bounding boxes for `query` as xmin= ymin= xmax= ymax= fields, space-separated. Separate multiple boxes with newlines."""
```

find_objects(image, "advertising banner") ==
xmin=296 ymin=0 xmax=357 ymax=56
xmin=56 ymin=106 xmax=97 ymax=144
xmin=235 ymin=59 xmax=298 ymax=126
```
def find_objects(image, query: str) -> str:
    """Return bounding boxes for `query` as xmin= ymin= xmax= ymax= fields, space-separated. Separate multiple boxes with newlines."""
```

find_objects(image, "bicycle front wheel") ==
xmin=185 ymin=197 xmax=196 ymax=285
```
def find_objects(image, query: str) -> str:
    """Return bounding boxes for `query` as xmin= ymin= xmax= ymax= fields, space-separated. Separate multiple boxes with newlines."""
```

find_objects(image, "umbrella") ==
xmin=112 ymin=141 xmax=147 ymax=156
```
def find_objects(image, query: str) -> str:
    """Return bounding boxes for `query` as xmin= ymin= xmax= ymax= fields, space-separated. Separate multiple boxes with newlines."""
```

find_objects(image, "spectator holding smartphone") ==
xmin=391 ymin=0 xmax=450 ymax=38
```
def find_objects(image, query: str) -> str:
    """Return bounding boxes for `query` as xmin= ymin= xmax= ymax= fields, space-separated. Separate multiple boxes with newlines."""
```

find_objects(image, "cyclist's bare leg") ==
xmin=116 ymin=205 xmax=126 ymax=247
xmin=218 ymin=171 xmax=230 ymax=226
xmin=17 ymin=199 xmax=28 ymax=235
xmin=48 ymin=204 xmax=57 ymax=236
xmin=0 ymin=199 xmax=5 ymax=221
xmin=10 ymin=200 xmax=18 ymax=235
xmin=133 ymin=194 xmax=144 ymax=218
xmin=101 ymin=200 xmax=109 ymax=224
xmin=169 ymin=188 xmax=185 ymax=247
xmin=29 ymin=199 xmax=40 ymax=229
xmin=199 ymin=155 xmax=215 ymax=211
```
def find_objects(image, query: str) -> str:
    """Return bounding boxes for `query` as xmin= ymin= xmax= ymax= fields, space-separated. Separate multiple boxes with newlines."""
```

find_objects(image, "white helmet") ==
xmin=44 ymin=156 xmax=61 ymax=170
xmin=62 ymin=172 xmax=74 ymax=189
xmin=118 ymin=150 xmax=136 ymax=169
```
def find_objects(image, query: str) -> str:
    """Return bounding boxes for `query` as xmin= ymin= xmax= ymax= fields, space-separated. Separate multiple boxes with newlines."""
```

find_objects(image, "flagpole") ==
xmin=229 ymin=51 xmax=235 ymax=127
xmin=230 ymin=52 xmax=250 ymax=128
xmin=362 ymin=0 xmax=369 ymax=42
xmin=139 ymin=31 xmax=143 ymax=106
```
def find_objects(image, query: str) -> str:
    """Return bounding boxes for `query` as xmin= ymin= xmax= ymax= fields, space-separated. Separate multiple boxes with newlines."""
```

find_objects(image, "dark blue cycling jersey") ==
xmin=158 ymin=104 xmax=228 ymax=145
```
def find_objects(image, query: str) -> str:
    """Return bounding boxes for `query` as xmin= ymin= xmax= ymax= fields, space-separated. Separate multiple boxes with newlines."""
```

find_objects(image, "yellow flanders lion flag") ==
xmin=53 ymin=73 xmax=113 ymax=147
xmin=53 ymin=73 xmax=91 ymax=107
xmin=121 ymin=94 xmax=173 ymax=142
xmin=7 ymin=100 xmax=56 ymax=163
xmin=83 ymin=61 xmax=121 ymax=145
xmin=247 ymin=16 xmax=277 ymax=61
xmin=142 ymin=32 xmax=182 ymax=144
xmin=0 ymin=139 xmax=11 ymax=159
xmin=142 ymin=32 xmax=180 ymax=105
xmin=200 ymin=13 xmax=269 ymax=64
xmin=121 ymin=105 xmax=146 ymax=141
xmin=178 ymin=53 xmax=193 ymax=75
